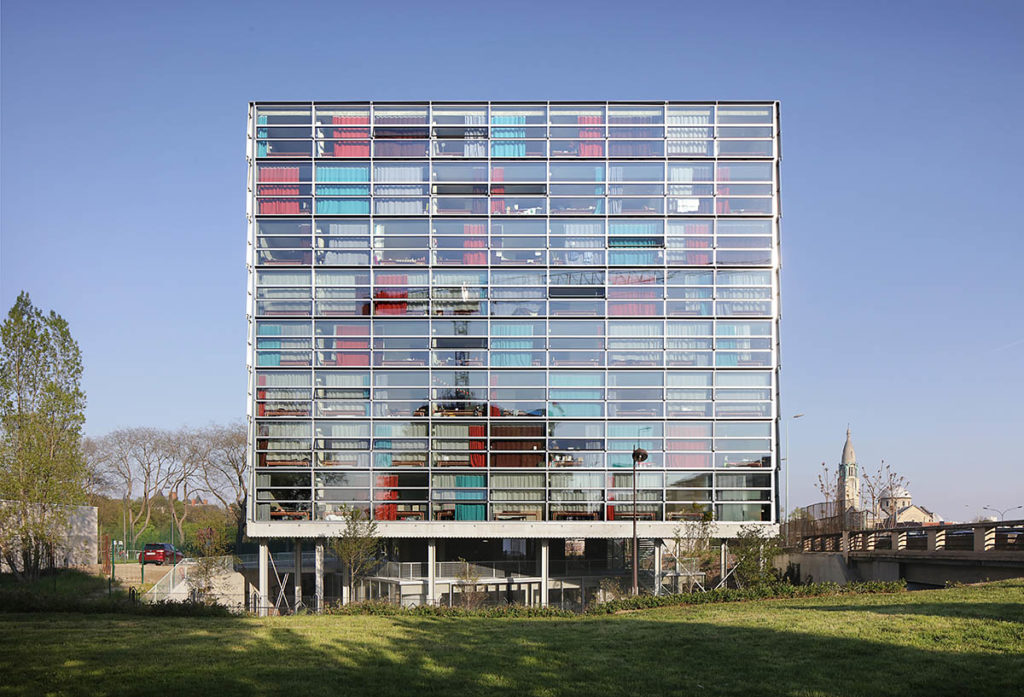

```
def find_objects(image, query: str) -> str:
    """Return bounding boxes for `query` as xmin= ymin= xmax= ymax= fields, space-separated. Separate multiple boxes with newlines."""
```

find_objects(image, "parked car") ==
xmin=139 ymin=543 xmax=184 ymax=565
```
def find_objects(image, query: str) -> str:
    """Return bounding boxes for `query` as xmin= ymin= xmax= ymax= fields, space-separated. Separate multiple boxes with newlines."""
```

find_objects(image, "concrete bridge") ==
xmin=781 ymin=519 xmax=1024 ymax=588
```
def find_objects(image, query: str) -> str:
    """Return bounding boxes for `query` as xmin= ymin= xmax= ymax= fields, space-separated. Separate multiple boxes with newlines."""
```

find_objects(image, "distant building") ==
xmin=801 ymin=429 xmax=940 ymax=531
xmin=0 ymin=502 xmax=97 ymax=572
xmin=878 ymin=485 xmax=941 ymax=527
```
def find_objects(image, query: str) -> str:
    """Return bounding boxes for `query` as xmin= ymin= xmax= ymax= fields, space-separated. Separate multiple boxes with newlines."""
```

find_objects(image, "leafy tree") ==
xmin=731 ymin=524 xmax=782 ymax=588
xmin=328 ymin=506 xmax=381 ymax=604
xmin=0 ymin=292 xmax=87 ymax=580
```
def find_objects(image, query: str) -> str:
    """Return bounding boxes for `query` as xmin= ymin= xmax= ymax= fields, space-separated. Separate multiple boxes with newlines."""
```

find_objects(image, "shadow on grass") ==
xmin=0 ymin=570 xmax=107 ymax=597
xmin=2 ymin=606 xmax=1023 ymax=697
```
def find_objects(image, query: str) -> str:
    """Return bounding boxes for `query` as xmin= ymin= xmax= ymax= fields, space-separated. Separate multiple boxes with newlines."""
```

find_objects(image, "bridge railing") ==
xmin=799 ymin=519 xmax=1024 ymax=554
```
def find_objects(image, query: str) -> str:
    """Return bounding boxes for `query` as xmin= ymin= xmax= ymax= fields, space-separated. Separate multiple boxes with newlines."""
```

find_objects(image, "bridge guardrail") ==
xmin=798 ymin=519 xmax=1024 ymax=554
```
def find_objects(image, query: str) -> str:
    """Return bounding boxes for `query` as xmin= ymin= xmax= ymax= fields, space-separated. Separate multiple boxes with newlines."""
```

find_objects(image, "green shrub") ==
xmin=587 ymin=580 xmax=907 ymax=614
xmin=317 ymin=580 xmax=905 ymax=618
xmin=323 ymin=600 xmax=577 ymax=619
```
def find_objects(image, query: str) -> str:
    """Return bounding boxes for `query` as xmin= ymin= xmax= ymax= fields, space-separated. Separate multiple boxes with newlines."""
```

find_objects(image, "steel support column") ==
xmin=540 ymin=539 xmax=550 ymax=607
xmin=653 ymin=539 xmax=663 ymax=595
xmin=427 ymin=538 xmax=437 ymax=605
xmin=293 ymin=540 xmax=302 ymax=609
xmin=258 ymin=542 xmax=269 ymax=617
xmin=315 ymin=540 xmax=325 ymax=612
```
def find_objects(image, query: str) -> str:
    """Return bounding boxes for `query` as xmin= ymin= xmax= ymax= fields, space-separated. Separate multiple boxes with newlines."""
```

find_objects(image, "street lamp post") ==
xmin=631 ymin=447 xmax=648 ymax=596
xmin=784 ymin=414 xmax=805 ymax=541
xmin=982 ymin=505 xmax=1023 ymax=521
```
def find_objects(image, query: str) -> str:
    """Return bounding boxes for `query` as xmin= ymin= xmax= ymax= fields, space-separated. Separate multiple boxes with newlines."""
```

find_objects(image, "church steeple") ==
xmin=837 ymin=427 xmax=861 ymax=512
xmin=841 ymin=427 xmax=856 ymax=468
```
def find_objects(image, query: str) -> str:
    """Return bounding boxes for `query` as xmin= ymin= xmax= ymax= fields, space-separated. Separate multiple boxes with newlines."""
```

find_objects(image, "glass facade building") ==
xmin=246 ymin=101 xmax=781 ymax=539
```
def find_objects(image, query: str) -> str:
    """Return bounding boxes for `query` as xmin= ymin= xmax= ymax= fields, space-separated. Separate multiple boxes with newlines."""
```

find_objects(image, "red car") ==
xmin=139 ymin=543 xmax=184 ymax=565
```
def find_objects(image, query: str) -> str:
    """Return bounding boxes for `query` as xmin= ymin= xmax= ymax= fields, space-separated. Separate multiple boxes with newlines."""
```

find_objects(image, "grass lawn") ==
xmin=1 ymin=579 xmax=1022 ymax=697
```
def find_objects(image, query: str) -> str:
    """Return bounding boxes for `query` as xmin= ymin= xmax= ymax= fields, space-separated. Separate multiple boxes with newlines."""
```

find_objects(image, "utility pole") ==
xmin=784 ymin=413 xmax=805 ymax=545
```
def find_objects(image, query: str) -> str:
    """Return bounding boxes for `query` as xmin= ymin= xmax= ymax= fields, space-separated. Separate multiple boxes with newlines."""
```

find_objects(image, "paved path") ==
xmin=111 ymin=563 xmax=173 ymax=586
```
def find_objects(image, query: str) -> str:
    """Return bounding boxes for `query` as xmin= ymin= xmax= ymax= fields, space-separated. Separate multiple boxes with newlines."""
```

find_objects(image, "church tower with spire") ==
xmin=837 ymin=428 xmax=861 ymax=513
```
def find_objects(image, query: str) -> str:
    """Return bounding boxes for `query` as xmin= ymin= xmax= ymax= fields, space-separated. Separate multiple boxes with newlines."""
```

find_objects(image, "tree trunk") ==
xmin=233 ymin=497 xmax=247 ymax=552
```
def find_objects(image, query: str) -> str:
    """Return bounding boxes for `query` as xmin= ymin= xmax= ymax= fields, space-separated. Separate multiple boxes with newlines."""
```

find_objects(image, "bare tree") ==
xmin=454 ymin=557 xmax=486 ymax=609
xmin=91 ymin=427 xmax=176 ymax=548
xmin=167 ymin=427 xmax=208 ymax=545
xmin=810 ymin=462 xmax=844 ymax=533
xmin=668 ymin=508 xmax=716 ymax=592
xmin=861 ymin=460 xmax=885 ymax=527
xmin=816 ymin=461 xmax=838 ymax=511
xmin=197 ymin=422 xmax=247 ymax=549
xmin=187 ymin=526 xmax=233 ymax=604
xmin=80 ymin=436 xmax=116 ymax=502
xmin=862 ymin=459 xmax=909 ymax=528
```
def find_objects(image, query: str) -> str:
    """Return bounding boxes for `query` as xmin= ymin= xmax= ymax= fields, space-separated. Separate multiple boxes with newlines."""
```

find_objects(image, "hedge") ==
xmin=587 ymin=580 xmax=906 ymax=614
xmin=323 ymin=580 xmax=906 ymax=618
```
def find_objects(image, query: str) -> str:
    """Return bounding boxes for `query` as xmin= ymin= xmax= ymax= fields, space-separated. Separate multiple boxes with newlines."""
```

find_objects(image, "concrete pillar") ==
xmin=974 ymin=525 xmax=995 ymax=552
xmin=293 ymin=540 xmax=302 ymax=609
xmin=539 ymin=539 xmax=550 ymax=608
xmin=653 ymin=540 xmax=663 ymax=596
xmin=926 ymin=529 xmax=947 ymax=551
xmin=315 ymin=540 xmax=325 ymax=612
xmin=427 ymin=538 xmax=437 ymax=606
xmin=341 ymin=565 xmax=350 ymax=605
xmin=893 ymin=530 xmax=907 ymax=550
xmin=719 ymin=541 xmax=728 ymax=586
xmin=258 ymin=542 xmax=269 ymax=617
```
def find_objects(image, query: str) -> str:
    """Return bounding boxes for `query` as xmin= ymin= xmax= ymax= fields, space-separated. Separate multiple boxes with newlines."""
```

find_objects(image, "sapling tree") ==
xmin=328 ymin=506 xmax=381 ymax=604
xmin=731 ymin=524 xmax=783 ymax=588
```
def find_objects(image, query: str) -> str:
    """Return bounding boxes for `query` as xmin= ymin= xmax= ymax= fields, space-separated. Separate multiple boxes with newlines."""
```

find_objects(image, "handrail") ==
xmin=796 ymin=519 xmax=1024 ymax=554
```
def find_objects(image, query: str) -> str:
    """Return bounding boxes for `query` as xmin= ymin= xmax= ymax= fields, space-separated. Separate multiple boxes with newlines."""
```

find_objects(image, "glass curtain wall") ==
xmin=248 ymin=101 xmax=780 ymax=526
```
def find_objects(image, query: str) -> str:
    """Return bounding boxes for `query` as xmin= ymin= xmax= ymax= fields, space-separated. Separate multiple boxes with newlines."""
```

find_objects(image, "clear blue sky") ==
xmin=2 ymin=0 xmax=1022 ymax=520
